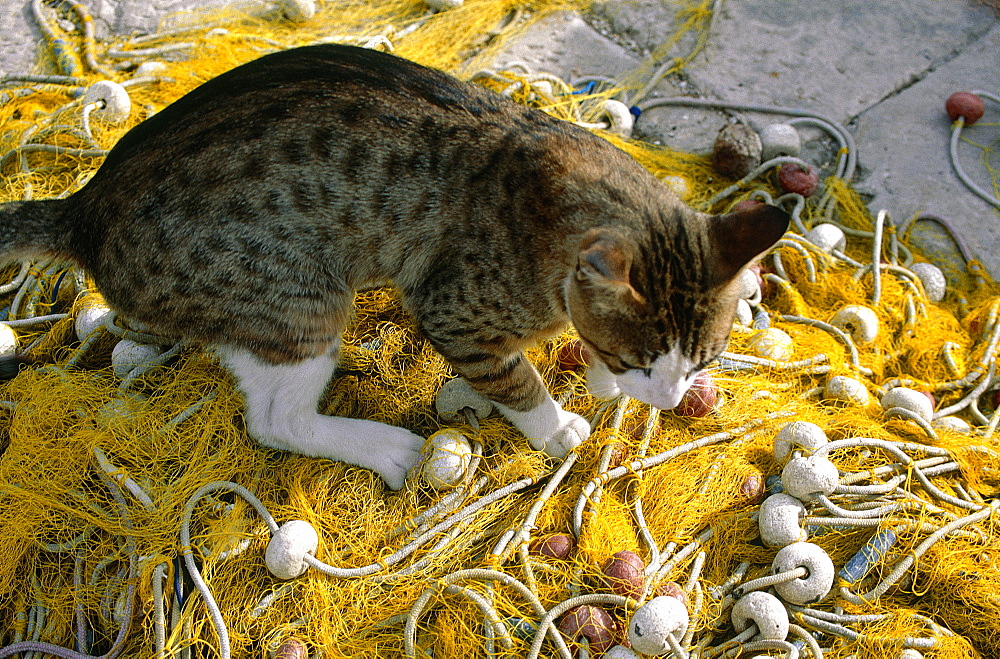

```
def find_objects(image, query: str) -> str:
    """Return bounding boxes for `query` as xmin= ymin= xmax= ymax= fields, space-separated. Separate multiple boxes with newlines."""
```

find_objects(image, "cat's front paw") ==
xmin=533 ymin=410 xmax=591 ymax=458
xmin=365 ymin=425 xmax=426 ymax=491
xmin=303 ymin=417 xmax=425 ymax=491
xmin=494 ymin=397 xmax=592 ymax=459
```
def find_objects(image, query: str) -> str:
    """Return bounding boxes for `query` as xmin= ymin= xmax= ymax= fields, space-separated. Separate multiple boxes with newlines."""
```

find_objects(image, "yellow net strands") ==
xmin=0 ymin=1 xmax=999 ymax=658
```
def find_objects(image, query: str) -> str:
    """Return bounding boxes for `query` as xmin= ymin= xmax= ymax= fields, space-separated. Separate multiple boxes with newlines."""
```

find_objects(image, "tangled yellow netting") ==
xmin=1 ymin=1 xmax=999 ymax=658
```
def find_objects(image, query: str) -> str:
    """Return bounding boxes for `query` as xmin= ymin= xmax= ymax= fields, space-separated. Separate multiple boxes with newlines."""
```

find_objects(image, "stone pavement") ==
xmin=2 ymin=0 xmax=998 ymax=279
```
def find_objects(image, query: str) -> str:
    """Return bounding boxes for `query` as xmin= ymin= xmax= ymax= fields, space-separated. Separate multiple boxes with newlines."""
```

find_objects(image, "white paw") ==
xmin=278 ymin=416 xmax=425 ymax=491
xmin=534 ymin=409 xmax=591 ymax=458
xmin=359 ymin=424 xmax=425 ymax=491
xmin=495 ymin=397 xmax=592 ymax=459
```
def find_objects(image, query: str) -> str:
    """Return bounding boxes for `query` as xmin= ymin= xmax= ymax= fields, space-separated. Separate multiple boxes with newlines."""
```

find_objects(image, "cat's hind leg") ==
xmin=215 ymin=345 xmax=424 ymax=490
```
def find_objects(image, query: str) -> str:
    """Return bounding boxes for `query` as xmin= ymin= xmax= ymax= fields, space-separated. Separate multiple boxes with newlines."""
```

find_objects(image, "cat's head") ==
xmin=566 ymin=203 xmax=789 ymax=410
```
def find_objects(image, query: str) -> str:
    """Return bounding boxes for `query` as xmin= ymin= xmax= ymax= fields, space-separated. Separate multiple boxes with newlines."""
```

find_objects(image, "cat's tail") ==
xmin=0 ymin=198 xmax=75 ymax=380
xmin=0 ymin=198 xmax=75 ymax=263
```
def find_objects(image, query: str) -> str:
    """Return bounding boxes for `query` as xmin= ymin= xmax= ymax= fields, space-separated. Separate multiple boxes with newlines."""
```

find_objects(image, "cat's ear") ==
xmin=708 ymin=204 xmax=789 ymax=283
xmin=578 ymin=229 xmax=632 ymax=284
xmin=576 ymin=229 xmax=646 ymax=304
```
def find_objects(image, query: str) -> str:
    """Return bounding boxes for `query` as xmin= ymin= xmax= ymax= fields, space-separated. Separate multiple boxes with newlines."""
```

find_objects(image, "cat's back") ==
xmin=72 ymin=45 xmax=625 ymax=277
xmin=74 ymin=44 xmax=591 ymax=240
xmin=92 ymin=44 xmax=526 ymax=178
xmin=68 ymin=47 xmax=498 ymax=271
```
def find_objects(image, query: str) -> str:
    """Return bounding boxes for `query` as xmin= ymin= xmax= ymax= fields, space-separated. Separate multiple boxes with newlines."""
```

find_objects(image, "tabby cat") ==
xmin=0 ymin=45 xmax=788 ymax=489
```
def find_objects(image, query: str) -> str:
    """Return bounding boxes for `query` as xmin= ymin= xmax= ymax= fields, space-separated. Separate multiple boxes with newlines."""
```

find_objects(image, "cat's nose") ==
xmin=652 ymin=383 xmax=689 ymax=410
xmin=612 ymin=349 xmax=698 ymax=410
xmin=615 ymin=371 xmax=690 ymax=410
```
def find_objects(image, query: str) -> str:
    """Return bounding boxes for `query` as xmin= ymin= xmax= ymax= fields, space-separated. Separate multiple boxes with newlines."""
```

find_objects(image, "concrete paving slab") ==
xmin=0 ymin=0 xmax=243 ymax=78
xmin=853 ymin=22 xmax=1000 ymax=281
xmin=483 ymin=11 xmax=640 ymax=84
xmin=0 ymin=3 xmax=46 ymax=76
xmin=611 ymin=0 xmax=997 ymax=159
xmin=588 ymin=0 xmax=687 ymax=58
xmin=622 ymin=0 xmax=996 ymax=127
xmin=86 ymin=0 xmax=236 ymax=37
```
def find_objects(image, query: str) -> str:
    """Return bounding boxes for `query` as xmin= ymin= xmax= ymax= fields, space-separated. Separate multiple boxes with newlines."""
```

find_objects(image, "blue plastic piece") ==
xmin=765 ymin=474 xmax=783 ymax=496
xmin=752 ymin=310 xmax=771 ymax=330
xmin=505 ymin=616 xmax=538 ymax=642
xmin=50 ymin=38 xmax=84 ymax=77
xmin=838 ymin=530 xmax=897 ymax=584
xmin=174 ymin=554 xmax=186 ymax=608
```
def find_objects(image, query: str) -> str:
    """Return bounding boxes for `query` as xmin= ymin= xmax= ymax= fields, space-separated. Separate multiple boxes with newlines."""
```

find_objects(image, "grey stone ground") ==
xmin=2 ymin=0 xmax=998 ymax=279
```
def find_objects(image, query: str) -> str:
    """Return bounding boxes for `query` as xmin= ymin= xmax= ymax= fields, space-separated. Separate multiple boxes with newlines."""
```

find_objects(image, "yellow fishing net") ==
xmin=1 ymin=1 xmax=999 ymax=658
